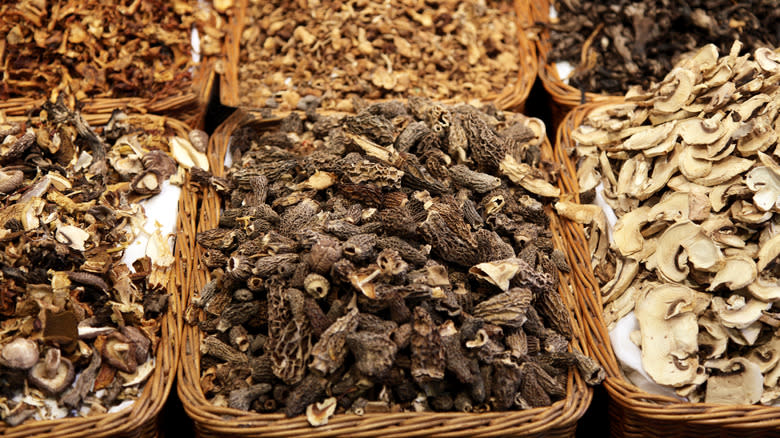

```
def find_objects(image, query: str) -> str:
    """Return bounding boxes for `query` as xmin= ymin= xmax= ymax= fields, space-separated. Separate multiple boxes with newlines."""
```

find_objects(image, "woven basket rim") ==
xmin=219 ymin=0 xmax=537 ymax=112
xmin=176 ymin=106 xmax=597 ymax=437
xmin=553 ymin=101 xmax=780 ymax=430
xmin=0 ymin=113 xmax=185 ymax=438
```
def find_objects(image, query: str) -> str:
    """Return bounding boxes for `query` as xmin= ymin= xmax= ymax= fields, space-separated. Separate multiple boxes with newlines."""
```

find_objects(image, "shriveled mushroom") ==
xmin=101 ymin=332 xmax=138 ymax=373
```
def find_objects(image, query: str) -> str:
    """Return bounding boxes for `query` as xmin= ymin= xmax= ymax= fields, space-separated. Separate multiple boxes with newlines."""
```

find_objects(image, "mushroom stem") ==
xmin=43 ymin=349 xmax=61 ymax=379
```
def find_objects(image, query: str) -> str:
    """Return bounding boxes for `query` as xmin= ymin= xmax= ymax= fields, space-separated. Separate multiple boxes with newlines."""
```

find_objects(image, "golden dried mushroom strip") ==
xmin=190 ymin=98 xmax=603 ymax=423
xmin=0 ymin=100 xmax=203 ymax=426
xmin=562 ymin=42 xmax=780 ymax=405
xmin=1 ymin=0 xmax=199 ymax=100
xmin=238 ymin=0 xmax=521 ymax=110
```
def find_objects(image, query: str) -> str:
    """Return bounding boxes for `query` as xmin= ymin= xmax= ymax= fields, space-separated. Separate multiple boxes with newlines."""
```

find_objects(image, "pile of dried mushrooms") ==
xmin=238 ymin=0 xmax=521 ymax=111
xmin=189 ymin=98 xmax=603 ymax=424
xmin=0 ymin=100 xmax=205 ymax=425
xmin=563 ymin=42 xmax=780 ymax=404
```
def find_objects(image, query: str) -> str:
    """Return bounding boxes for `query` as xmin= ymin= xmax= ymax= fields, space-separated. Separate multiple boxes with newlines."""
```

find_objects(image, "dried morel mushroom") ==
xmin=239 ymin=0 xmax=521 ymax=110
xmin=565 ymin=43 xmax=780 ymax=404
xmin=190 ymin=98 xmax=603 ymax=420
xmin=0 ymin=0 xmax=218 ymax=101
xmin=0 ymin=98 xmax=190 ymax=425
xmin=545 ymin=1 xmax=780 ymax=94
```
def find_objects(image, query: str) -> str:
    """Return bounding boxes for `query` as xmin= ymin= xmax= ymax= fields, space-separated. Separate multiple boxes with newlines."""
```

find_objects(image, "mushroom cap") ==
xmin=0 ymin=338 xmax=39 ymax=370
xmin=28 ymin=349 xmax=75 ymax=395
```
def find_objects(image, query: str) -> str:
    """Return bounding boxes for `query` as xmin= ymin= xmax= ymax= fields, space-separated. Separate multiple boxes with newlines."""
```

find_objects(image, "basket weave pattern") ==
xmin=175 ymin=108 xmax=595 ymax=437
xmin=552 ymin=102 xmax=780 ymax=437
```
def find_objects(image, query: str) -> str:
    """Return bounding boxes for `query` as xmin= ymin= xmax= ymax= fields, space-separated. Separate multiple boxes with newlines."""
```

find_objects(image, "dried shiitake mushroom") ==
xmin=564 ymin=42 xmax=780 ymax=403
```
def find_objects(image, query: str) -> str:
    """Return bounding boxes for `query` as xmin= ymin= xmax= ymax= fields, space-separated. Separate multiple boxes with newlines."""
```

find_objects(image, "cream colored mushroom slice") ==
xmin=612 ymin=206 xmax=651 ymax=257
xmin=677 ymin=113 xmax=727 ymax=146
xmin=730 ymin=199 xmax=773 ymax=225
xmin=499 ymin=155 xmax=560 ymax=198
xmin=727 ymin=94 xmax=771 ymax=123
xmin=683 ymin=43 xmax=720 ymax=74
xmin=577 ymin=155 xmax=602 ymax=194
xmin=583 ymin=103 xmax=637 ymax=129
xmin=572 ymin=124 xmax=619 ymax=147
xmin=697 ymin=315 xmax=729 ymax=360
xmin=667 ymin=174 xmax=709 ymax=194
xmin=616 ymin=153 xmax=651 ymax=199
xmin=603 ymin=280 xmax=642 ymax=330
xmin=746 ymin=337 xmax=780 ymax=375
xmin=635 ymin=283 xmax=700 ymax=387
xmin=707 ymin=256 xmax=757 ymax=291
xmin=757 ymin=151 xmax=780 ymax=178
xmin=764 ymin=349 xmax=780 ymax=388
xmin=652 ymin=67 xmax=697 ymax=114
xmin=745 ymin=166 xmax=780 ymax=212
xmin=737 ymin=115 xmax=777 ymax=156
xmin=554 ymin=201 xmax=603 ymax=225
xmin=692 ymin=156 xmax=754 ymax=186
xmin=711 ymin=295 xmax=770 ymax=330
xmin=600 ymin=257 xmax=640 ymax=304
xmin=708 ymin=178 xmax=743 ymax=213
xmin=636 ymin=149 xmax=680 ymax=201
xmin=702 ymin=82 xmax=737 ymax=113
xmin=648 ymin=192 xmax=689 ymax=222
xmin=704 ymin=357 xmax=764 ymax=405
xmin=700 ymin=214 xmax=746 ymax=248
xmin=655 ymin=221 xmax=723 ymax=282
xmin=747 ymin=275 xmax=780 ymax=301
xmin=469 ymin=258 xmax=526 ymax=291
xmin=621 ymin=121 xmax=677 ymax=151
xmin=757 ymin=233 xmax=780 ymax=271
xmin=679 ymin=146 xmax=713 ymax=181
xmin=675 ymin=366 xmax=708 ymax=400
xmin=755 ymin=47 xmax=780 ymax=74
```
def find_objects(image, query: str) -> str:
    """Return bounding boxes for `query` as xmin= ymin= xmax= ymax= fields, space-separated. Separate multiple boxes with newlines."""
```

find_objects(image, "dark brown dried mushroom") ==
xmin=191 ymin=98 xmax=602 ymax=418
xmin=102 ymin=332 xmax=138 ymax=374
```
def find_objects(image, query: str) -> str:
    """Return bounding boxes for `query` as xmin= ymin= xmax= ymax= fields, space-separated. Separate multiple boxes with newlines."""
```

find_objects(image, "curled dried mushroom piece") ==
xmin=190 ymin=100 xmax=602 ymax=420
xmin=566 ymin=43 xmax=780 ymax=404
xmin=0 ymin=100 xmax=180 ymax=425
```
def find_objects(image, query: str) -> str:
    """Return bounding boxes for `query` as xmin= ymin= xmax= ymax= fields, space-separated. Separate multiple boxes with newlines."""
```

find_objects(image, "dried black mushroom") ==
xmin=189 ymin=99 xmax=603 ymax=420
xmin=546 ymin=0 xmax=780 ymax=94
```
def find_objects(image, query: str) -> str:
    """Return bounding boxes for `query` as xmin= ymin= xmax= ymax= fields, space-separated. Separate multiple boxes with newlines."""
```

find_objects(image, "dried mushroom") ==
xmin=190 ymin=100 xmax=602 ymax=421
xmin=567 ymin=43 xmax=780 ymax=404
xmin=0 ymin=99 xmax=182 ymax=425
xmin=239 ymin=1 xmax=521 ymax=110
xmin=545 ymin=1 xmax=780 ymax=95
xmin=0 ymin=0 xmax=219 ymax=101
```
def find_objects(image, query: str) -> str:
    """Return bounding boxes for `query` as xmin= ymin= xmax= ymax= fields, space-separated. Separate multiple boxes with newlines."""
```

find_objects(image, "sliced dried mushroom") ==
xmin=704 ymin=357 xmax=764 ymax=405
xmin=569 ymin=42 xmax=780 ymax=404
xmin=635 ymin=284 xmax=701 ymax=387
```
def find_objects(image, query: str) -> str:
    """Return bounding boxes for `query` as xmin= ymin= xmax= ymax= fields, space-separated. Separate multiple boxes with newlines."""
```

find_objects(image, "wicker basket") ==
xmin=0 ymin=113 xmax=187 ymax=438
xmin=219 ymin=0 xmax=537 ymax=112
xmin=551 ymin=102 xmax=780 ymax=437
xmin=176 ymin=107 xmax=598 ymax=437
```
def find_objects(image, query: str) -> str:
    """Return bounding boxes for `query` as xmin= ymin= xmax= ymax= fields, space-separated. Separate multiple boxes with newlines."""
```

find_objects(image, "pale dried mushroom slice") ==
xmin=704 ymin=357 xmax=764 ymax=405
xmin=612 ymin=207 xmax=651 ymax=257
xmin=635 ymin=283 xmax=700 ymax=387
xmin=707 ymin=256 xmax=757 ymax=291
xmin=745 ymin=167 xmax=780 ymax=212
xmin=710 ymin=295 xmax=770 ymax=330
